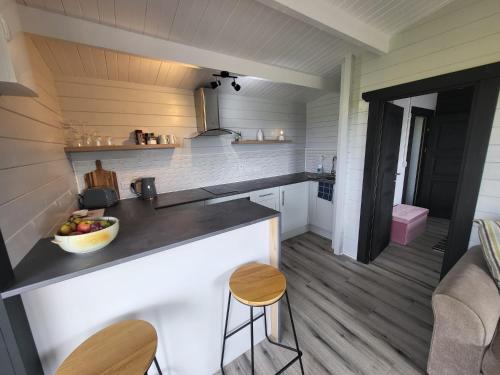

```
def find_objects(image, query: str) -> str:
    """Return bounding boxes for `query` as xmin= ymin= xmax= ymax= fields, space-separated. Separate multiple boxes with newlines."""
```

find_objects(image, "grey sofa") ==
xmin=428 ymin=246 xmax=500 ymax=375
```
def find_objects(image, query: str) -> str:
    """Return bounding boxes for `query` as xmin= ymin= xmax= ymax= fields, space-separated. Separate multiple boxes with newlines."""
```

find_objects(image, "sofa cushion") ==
xmin=475 ymin=219 xmax=500 ymax=290
xmin=482 ymin=325 xmax=500 ymax=375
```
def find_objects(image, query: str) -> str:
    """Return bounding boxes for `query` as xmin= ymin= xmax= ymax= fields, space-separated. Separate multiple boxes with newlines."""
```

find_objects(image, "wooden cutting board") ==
xmin=84 ymin=160 xmax=120 ymax=198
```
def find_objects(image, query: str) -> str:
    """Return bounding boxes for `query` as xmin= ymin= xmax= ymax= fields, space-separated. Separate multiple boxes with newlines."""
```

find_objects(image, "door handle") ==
xmin=258 ymin=193 xmax=273 ymax=198
xmin=281 ymin=191 xmax=285 ymax=206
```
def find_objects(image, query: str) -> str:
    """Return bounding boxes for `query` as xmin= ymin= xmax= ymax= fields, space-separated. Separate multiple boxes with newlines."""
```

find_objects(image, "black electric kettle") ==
xmin=130 ymin=177 xmax=157 ymax=200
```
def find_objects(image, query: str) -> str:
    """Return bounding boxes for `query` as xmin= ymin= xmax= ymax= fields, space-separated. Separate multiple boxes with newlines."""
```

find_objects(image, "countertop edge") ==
xmin=153 ymin=172 xmax=334 ymax=209
xmin=1 ymin=212 xmax=280 ymax=299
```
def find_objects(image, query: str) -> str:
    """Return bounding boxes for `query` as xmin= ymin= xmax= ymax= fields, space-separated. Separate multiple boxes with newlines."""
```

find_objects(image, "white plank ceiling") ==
xmin=17 ymin=0 xmax=365 ymax=77
xmin=19 ymin=0 xmax=455 ymax=100
xmin=325 ymin=0 xmax=455 ymax=34
xmin=30 ymin=35 xmax=327 ymax=102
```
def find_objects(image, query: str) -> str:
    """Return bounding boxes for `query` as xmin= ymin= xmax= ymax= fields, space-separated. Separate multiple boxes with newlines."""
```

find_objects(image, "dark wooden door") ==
xmin=370 ymin=102 xmax=404 ymax=260
xmin=416 ymin=88 xmax=472 ymax=219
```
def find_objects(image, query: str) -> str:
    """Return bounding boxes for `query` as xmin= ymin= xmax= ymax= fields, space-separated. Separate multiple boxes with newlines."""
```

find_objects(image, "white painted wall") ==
xmin=470 ymin=96 xmax=500 ymax=245
xmin=304 ymin=92 xmax=340 ymax=240
xmin=22 ymin=220 xmax=273 ymax=375
xmin=341 ymin=0 xmax=500 ymax=258
xmin=56 ymin=77 xmax=307 ymax=199
xmin=0 ymin=34 xmax=77 ymax=267
xmin=305 ymin=92 xmax=340 ymax=173
xmin=392 ymin=93 xmax=437 ymax=205
xmin=405 ymin=117 xmax=425 ymax=205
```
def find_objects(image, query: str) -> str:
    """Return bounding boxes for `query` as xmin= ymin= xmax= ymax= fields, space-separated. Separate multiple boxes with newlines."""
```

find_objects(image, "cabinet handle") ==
xmin=281 ymin=191 xmax=285 ymax=206
xmin=258 ymin=193 xmax=273 ymax=198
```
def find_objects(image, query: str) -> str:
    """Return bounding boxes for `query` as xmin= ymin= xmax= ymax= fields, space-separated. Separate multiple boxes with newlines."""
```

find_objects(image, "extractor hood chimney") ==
xmin=0 ymin=13 xmax=37 ymax=97
xmin=194 ymin=88 xmax=235 ymax=136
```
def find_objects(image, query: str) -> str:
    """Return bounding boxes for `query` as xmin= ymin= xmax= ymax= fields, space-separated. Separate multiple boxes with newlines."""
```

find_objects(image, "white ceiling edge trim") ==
xmin=0 ymin=0 xmax=22 ymax=37
xmin=258 ymin=0 xmax=390 ymax=54
xmin=17 ymin=4 xmax=336 ymax=91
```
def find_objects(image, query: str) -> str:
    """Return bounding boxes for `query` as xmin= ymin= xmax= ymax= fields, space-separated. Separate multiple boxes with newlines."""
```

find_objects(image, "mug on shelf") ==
xmin=167 ymin=134 xmax=176 ymax=145
xmin=158 ymin=135 xmax=168 ymax=144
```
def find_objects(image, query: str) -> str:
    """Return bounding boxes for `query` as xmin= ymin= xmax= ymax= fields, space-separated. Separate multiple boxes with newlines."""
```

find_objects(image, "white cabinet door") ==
xmin=280 ymin=182 xmax=309 ymax=238
xmin=308 ymin=181 xmax=334 ymax=238
xmin=250 ymin=187 xmax=280 ymax=210
xmin=309 ymin=181 xmax=319 ymax=225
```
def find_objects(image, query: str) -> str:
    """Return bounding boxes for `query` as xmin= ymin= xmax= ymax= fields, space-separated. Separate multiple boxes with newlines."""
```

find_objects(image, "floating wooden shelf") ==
xmin=232 ymin=140 xmax=292 ymax=145
xmin=64 ymin=144 xmax=179 ymax=153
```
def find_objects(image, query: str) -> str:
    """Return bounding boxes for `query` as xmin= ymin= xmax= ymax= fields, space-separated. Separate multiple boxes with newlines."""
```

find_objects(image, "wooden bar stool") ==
xmin=220 ymin=263 xmax=305 ymax=375
xmin=56 ymin=320 xmax=163 ymax=375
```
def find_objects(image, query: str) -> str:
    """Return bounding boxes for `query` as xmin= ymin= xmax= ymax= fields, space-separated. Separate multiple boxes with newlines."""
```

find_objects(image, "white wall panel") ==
xmin=305 ymin=92 xmax=340 ymax=172
xmin=0 ymin=35 xmax=77 ymax=267
xmin=55 ymin=78 xmax=307 ymax=198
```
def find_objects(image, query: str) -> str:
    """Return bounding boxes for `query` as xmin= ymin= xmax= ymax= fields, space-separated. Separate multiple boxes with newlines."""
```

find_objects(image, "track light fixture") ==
xmin=210 ymin=71 xmax=242 ymax=92
xmin=231 ymin=78 xmax=241 ymax=91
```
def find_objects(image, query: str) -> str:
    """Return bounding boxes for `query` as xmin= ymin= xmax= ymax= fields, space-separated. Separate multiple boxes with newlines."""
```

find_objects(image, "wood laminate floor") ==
xmin=218 ymin=217 xmax=448 ymax=375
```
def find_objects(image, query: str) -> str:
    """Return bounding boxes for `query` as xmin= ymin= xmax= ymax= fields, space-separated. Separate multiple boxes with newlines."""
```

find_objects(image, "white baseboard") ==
xmin=282 ymin=225 xmax=309 ymax=240
xmin=281 ymin=225 xmax=333 ymax=241
xmin=308 ymin=224 xmax=332 ymax=239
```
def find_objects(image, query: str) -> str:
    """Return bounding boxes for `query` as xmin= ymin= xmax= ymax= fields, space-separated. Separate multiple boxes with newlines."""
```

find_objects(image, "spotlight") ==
xmin=210 ymin=81 xmax=218 ymax=89
xmin=231 ymin=79 xmax=241 ymax=91
xmin=220 ymin=71 xmax=230 ymax=78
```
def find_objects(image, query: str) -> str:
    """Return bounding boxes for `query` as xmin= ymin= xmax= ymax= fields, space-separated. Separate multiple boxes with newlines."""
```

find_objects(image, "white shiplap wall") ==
xmin=305 ymin=93 xmax=340 ymax=172
xmin=470 ymin=97 xmax=500 ymax=245
xmin=0 ymin=35 xmax=77 ymax=267
xmin=342 ymin=0 xmax=500 ymax=258
xmin=56 ymin=78 xmax=306 ymax=198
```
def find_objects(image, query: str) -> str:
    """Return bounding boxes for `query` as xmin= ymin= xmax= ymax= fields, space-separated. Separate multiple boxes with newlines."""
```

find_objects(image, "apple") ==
xmin=59 ymin=223 xmax=72 ymax=235
xmin=77 ymin=221 xmax=91 ymax=233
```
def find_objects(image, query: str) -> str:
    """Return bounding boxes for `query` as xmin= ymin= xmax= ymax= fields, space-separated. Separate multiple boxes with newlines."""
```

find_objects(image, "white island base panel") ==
xmin=21 ymin=218 xmax=281 ymax=375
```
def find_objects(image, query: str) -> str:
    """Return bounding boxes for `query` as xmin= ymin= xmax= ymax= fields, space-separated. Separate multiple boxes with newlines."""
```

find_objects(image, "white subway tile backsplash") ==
xmin=72 ymin=147 xmax=306 ymax=199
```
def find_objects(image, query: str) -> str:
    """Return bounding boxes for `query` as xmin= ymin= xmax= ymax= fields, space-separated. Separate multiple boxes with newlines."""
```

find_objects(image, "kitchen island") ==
xmin=1 ymin=198 xmax=281 ymax=375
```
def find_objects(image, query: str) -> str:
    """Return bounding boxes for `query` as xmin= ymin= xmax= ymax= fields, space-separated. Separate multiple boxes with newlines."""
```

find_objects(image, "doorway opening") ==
xmin=357 ymin=62 xmax=500 ymax=277
xmin=397 ymin=88 xmax=473 ymax=257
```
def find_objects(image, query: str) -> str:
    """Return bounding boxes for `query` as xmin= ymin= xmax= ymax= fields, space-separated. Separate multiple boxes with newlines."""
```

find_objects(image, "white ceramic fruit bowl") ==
xmin=52 ymin=217 xmax=119 ymax=254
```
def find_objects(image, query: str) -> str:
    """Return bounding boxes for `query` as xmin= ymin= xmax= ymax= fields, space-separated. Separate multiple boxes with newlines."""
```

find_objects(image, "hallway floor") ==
xmin=218 ymin=218 xmax=447 ymax=374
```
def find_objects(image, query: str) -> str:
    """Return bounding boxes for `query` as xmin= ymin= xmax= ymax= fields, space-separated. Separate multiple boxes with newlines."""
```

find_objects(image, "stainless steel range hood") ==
xmin=194 ymin=88 xmax=235 ymax=136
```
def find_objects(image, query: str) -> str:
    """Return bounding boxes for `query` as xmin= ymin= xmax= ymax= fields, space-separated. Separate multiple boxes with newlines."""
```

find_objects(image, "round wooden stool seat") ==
xmin=229 ymin=262 xmax=286 ymax=307
xmin=56 ymin=320 xmax=158 ymax=375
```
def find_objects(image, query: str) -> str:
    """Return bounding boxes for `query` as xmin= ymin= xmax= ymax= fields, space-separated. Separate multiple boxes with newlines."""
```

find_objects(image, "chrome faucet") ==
xmin=331 ymin=156 xmax=337 ymax=175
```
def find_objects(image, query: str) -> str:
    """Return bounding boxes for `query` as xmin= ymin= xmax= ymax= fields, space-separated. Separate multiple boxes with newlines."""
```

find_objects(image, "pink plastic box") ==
xmin=391 ymin=204 xmax=429 ymax=245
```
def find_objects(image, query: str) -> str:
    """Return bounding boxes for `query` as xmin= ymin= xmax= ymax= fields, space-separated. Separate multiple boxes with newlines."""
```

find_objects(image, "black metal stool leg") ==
xmin=220 ymin=292 xmax=232 ymax=375
xmin=263 ymin=304 xmax=304 ymax=375
xmin=250 ymin=306 xmax=255 ymax=375
xmin=285 ymin=291 xmax=305 ymax=375
xmin=153 ymin=357 xmax=162 ymax=375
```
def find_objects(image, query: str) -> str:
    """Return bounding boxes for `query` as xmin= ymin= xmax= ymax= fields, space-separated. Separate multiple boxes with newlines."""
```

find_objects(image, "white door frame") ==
xmin=332 ymin=54 xmax=353 ymax=254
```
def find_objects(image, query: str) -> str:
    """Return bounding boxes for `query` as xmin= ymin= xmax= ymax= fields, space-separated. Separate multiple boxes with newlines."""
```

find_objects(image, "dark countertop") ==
xmin=152 ymin=172 xmax=334 ymax=209
xmin=1 ymin=198 xmax=279 ymax=299
xmin=1 ymin=172 xmax=334 ymax=299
